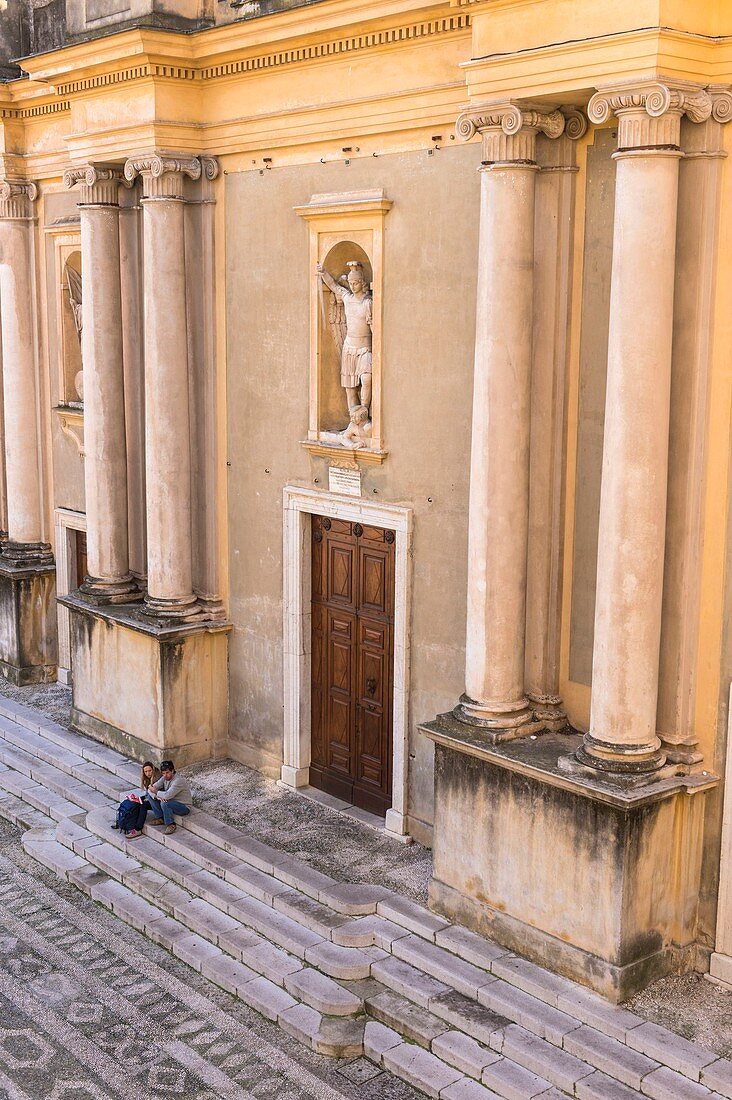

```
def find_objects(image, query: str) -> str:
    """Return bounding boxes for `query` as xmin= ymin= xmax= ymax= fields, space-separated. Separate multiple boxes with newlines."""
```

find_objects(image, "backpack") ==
xmin=116 ymin=798 xmax=141 ymax=834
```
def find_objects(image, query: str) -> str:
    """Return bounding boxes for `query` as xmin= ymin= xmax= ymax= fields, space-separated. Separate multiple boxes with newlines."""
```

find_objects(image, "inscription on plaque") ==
xmin=329 ymin=466 xmax=362 ymax=497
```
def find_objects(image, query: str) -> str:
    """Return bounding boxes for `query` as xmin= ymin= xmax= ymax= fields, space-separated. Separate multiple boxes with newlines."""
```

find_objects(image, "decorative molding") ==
xmin=588 ymin=81 xmax=713 ymax=149
xmin=300 ymin=440 xmax=388 ymax=465
xmin=64 ymin=165 xmax=125 ymax=206
xmin=456 ymin=101 xmax=565 ymax=163
xmin=54 ymin=407 xmax=85 ymax=458
xmin=124 ymin=153 xmax=203 ymax=200
xmin=0 ymin=100 xmax=70 ymax=121
xmin=561 ymin=106 xmax=588 ymax=141
xmin=50 ymin=15 xmax=470 ymax=98
xmin=0 ymin=179 xmax=38 ymax=220
xmin=710 ymin=86 xmax=732 ymax=124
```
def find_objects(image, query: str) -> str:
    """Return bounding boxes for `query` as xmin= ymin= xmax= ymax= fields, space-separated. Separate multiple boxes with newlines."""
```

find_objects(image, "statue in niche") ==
xmin=64 ymin=260 xmax=84 ymax=402
xmin=341 ymin=404 xmax=372 ymax=450
xmin=316 ymin=260 xmax=373 ymax=434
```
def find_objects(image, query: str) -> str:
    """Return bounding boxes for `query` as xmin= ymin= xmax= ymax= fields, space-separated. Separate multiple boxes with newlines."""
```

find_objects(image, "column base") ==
xmin=420 ymin=719 xmax=718 ymax=1001
xmin=142 ymin=592 xmax=204 ymax=622
xmin=527 ymin=691 xmax=568 ymax=732
xmin=60 ymin=593 xmax=231 ymax=765
xmin=0 ymin=540 xmax=54 ymax=567
xmin=79 ymin=574 xmax=142 ymax=606
xmin=0 ymin=557 xmax=57 ymax=684
xmin=453 ymin=693 xmax=537 ymax=737
xmin=569 ymin=731 xmax=667 ymax=777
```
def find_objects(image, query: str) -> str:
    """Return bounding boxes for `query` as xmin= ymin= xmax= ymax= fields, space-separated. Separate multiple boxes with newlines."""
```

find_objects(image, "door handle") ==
xmin=366 ymin=677 xmax=377 ymax=696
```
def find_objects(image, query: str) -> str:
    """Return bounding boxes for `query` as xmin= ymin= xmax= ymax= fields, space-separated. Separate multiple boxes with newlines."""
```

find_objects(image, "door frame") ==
xmin=282 ymin=485 xmax=413 ymax=838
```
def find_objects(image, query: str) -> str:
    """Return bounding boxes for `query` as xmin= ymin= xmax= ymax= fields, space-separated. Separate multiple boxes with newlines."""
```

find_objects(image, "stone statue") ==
xmin=341 ymin=404 xmax=372 ymax=450
xmin=64 ymin=260 xmax=84 ymax=402
xmin=316 ymin=259 xmax=373 ymax=422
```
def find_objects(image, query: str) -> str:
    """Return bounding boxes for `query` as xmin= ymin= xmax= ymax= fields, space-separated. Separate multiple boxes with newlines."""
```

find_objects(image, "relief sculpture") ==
xmin=317 ymin=259 xmax=372 ymax=445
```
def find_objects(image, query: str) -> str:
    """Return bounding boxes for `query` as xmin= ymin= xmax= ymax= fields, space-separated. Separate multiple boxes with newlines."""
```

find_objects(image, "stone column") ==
xmin=525 ymin=111 xmax=586 ymax=730
xmin=453 ymin=103 xmax=565 ymax=732
xmin=0 ymin=180 xmax=51 ymax=563
xmin=578 ymin=82 xmax=713 ymax=774
xmin=123 ymin=153 xmax=202 ymax=619
xmin=65 ymin=166 xmax=137 ymax=602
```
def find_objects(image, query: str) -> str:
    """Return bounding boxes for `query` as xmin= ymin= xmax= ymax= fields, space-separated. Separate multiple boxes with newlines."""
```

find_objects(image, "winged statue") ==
xmin=316 ymin=259 xmax=373 ymax=430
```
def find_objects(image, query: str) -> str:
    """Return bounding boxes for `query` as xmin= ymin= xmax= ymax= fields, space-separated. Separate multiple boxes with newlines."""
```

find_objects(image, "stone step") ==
xmin=2 ymin=714 xmax=729 ymax=1100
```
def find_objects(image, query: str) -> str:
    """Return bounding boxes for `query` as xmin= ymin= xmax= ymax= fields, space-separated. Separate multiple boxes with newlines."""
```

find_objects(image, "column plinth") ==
xmin=65 ymin=165 xmax=139 ymax=604
xmin=124 ymin=153 xmax=203 ymax=621
xmin=453 ymin=102 xmax=564 ymax=735
xmin=572 ymin=81 xmax=712 ymax=777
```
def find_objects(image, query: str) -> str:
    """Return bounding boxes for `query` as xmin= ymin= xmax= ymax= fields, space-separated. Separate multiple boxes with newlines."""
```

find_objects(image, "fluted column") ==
xmin=123 ymin=153 xmax=202 ymax=619
xmin=454 ymin=103 xmax=565 ymax=731
xmin=578 ymin=81 xmax=713 ymax=774
xmin=65 ymin=165 xmax=137 ymax=602
xmin=0 ymin=180 xmax=50 ymax=564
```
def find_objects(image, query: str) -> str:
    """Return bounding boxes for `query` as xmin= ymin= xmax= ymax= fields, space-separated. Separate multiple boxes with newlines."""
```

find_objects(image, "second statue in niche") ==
xmin=317 ymin=259 xmax=373 ymax=448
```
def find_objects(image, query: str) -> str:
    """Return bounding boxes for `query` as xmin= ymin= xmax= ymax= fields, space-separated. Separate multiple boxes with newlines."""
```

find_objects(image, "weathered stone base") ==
xmin=0 ymin=559 xmax=57 ymax=685
xmin=420 ymin=715 xmax=717 ymax=1002
xmin=62 ymin=594 xmax=230 ymax=766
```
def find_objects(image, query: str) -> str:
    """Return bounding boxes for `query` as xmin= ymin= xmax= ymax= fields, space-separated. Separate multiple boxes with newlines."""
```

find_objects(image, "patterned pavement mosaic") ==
xmin=0 ymin=816 xmax=420 ymax=1100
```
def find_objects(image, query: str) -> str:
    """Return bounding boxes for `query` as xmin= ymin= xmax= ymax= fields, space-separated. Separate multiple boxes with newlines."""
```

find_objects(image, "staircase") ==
xmin=0 ymin=694 xmax=730 ymax=1100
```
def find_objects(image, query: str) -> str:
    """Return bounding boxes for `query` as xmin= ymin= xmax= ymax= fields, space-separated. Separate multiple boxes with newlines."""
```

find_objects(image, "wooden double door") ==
xmin=310 ymin=516 xmax=395 ymax=816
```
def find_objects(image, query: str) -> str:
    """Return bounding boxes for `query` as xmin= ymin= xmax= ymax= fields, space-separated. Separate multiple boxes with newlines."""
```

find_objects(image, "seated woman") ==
xmin=113 ymin=760 xmax=160 ymax=840
xmin=146 ymin=759 xmax=192 ymax=836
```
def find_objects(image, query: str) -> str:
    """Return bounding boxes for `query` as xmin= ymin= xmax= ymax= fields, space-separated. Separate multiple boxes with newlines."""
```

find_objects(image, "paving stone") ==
xmin=313 ymin=1016 xmax=365 ymax=1058
xmin=556 ymin=987 xmax=645 ymax=1043
xmin=363 ymin=1020 xmax=403 ymax=1065
xmin=702 ymin=1057 xmax=732 ymax=1099
xmin=478 ymin=979 xmax=581 ymax=1045
xmin=626 ymin=1021 xmax=718 ymax=1081
xmin=393 ymin=934 xmax=495 ymax=998
xmin=279 ymin=1002 xmax=322 ymax=1048
xmin=274 ymin=889 xmax=351 ymax=938
xmin=431 ymin=1030 xmax=500 ymax=1078
xmin=201 ymin=953 xmax=257 ymax=996
xmin=285 ymin=966 xmax=361 ymax=1015
xmin=430 ymin=990 xmax=510 ymax=1047
xmin=171 ymin=932 xmax=223 ymax=972
xmin=305 ymin=939 xmax=371 ymax=979
xmin=240 ymin=976 xmax=298 ymax=1022
xmin=497 ymin=1023 xmax=593 ymax=1092
xmin=564 ymin=1024 xmax=660 ymax=1089
xmin=124 ymin=867 xmax=192 ymax=915
xmin=576 ymin=1070 xmax=646 ymax=1099
xmin=173 ymin=896 xmax=240 ymax=942
xmin=333 ymin=913 xmax=411 ymax=949
xmin=322 ymin=883 xmax=392 ymax=915
xmin=371 ymin=954 xmax=450 ymax=1006
xmin=491 ymin=955 xmax=580 ymax=1007
xmin=481 ymin=1056 xmax=553 ymax=1100
xmin=272 ymin=856 xmax=338 ymax=900
xmin=366 ymin=989 xmax=449 ymax=1048
xmin=441 ymin=1080 xmax=503 ymax=1100
xmin=224 ymin=860 xmax=291 ymax=903
xmin=377 ymin=894 xmax=451 ymax=941
xmin=640 ymin=1065 xmax=715 ymax=1099
xmin=382 ymin=1042 xmax=463 ymax=1099
xmin=241 ymin=940 xmax=304 ymax=985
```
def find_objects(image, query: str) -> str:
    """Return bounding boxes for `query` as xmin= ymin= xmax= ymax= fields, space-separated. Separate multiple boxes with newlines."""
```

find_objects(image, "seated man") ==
xmin=146 ymin=759 xmax=192 ymax=835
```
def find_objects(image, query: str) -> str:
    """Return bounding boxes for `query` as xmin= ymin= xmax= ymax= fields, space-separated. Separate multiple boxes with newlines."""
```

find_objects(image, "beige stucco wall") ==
xmin=224 ymin=145 xmax=481 ymax=836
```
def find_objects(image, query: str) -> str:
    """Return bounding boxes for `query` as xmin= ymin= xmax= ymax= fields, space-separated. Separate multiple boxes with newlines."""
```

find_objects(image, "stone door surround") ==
xmin=281 ymin=485 xmax=412 ymax=839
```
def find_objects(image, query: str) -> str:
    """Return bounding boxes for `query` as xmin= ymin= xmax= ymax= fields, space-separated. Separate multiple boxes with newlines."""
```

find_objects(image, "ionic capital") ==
xmin=64 ymin=165 xmax=125 ymax=207
xmin=0 ymin=179 xmax=37 ymax=221
xmin=588 ymin=81 xmax=713 ymax=149
xmin=123 ymin=153 xmax=205 ymax=200
xmin=456 ymin=101 xmax=565 ymax=163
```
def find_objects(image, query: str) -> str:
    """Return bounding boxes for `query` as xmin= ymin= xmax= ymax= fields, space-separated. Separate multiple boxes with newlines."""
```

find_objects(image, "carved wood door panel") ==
xmin=310 ymin=516 xmax=395 ymax=816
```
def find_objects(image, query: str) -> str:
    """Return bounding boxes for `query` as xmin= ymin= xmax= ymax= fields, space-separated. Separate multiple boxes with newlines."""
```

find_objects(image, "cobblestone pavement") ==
xmin=0 ymin=816 xmax=420 ymax=1100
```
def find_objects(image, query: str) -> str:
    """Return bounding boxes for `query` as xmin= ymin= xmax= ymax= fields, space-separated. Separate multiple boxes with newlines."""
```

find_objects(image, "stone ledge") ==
xmin=59 ymin=590 xmax=232 ymax=640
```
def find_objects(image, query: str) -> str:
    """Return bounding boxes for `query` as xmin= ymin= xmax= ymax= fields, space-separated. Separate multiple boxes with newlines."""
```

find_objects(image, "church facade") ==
xmin=1 ymin=0 xmax=732 ymax=1001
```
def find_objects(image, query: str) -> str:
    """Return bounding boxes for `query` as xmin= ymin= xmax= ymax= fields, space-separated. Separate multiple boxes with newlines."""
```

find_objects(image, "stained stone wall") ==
xmin=224 ymin=144 xmax=481 ymax=840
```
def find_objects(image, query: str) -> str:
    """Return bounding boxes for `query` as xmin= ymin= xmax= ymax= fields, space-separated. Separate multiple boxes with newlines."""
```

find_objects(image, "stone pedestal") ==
xmin=62 ymin=595 xmax=230 ymax=764
xmin=0 ymin=559 xmax=57 ymax=684
xmin=421 ymin=717 xmax=716 ymax=1001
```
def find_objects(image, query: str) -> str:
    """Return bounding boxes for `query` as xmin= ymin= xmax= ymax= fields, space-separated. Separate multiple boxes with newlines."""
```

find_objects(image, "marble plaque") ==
xmin=329 ymin=466 xmax=362 ymax=497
